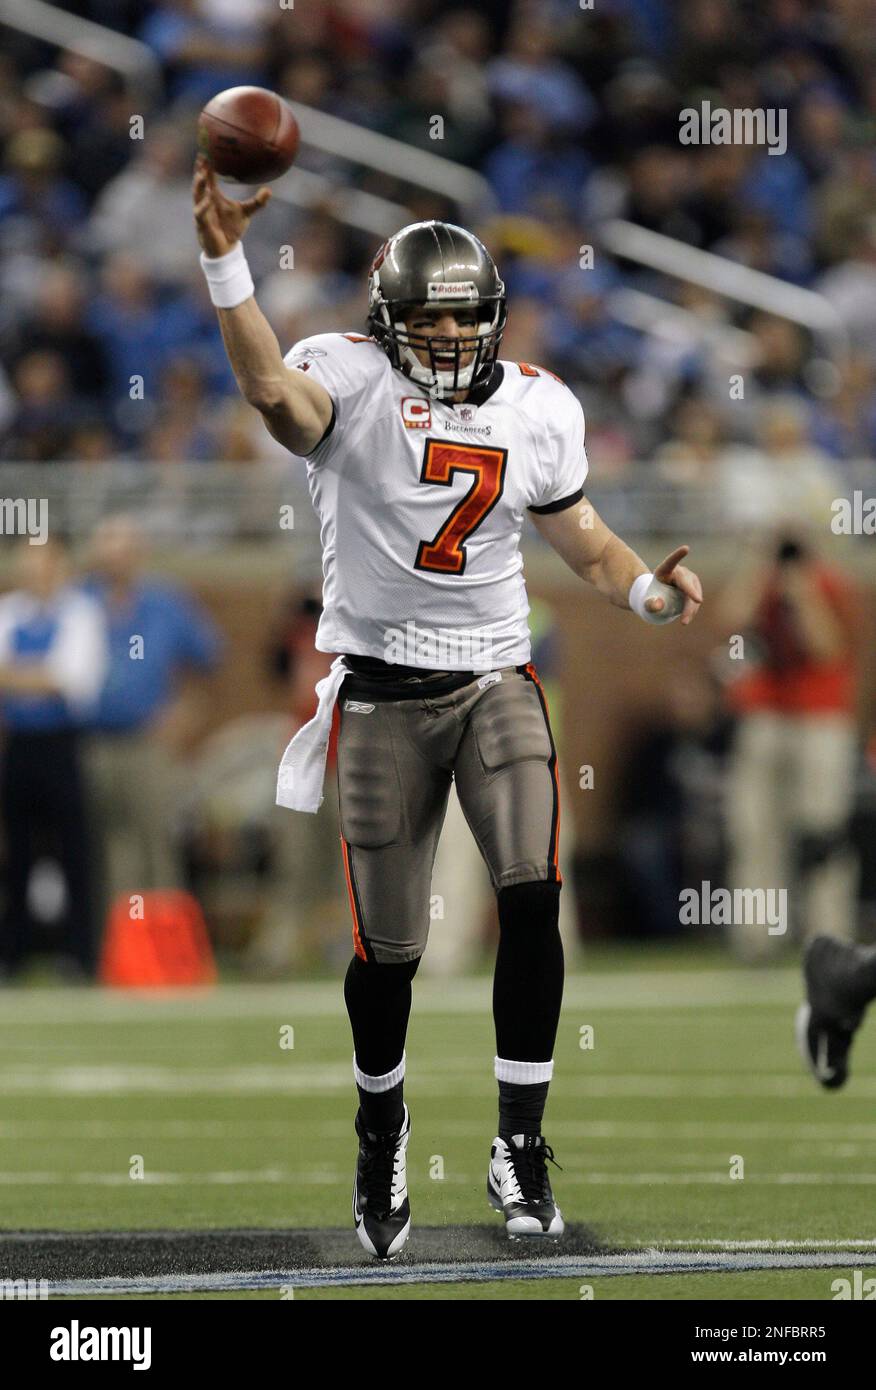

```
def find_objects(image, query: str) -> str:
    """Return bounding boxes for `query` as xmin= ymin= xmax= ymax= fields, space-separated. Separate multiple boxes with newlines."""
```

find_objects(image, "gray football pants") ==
xmin=336 ymin=663 xmax=561 ymax=964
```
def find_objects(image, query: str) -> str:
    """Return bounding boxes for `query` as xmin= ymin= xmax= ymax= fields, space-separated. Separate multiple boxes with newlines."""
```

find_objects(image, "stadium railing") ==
xmin=600 ymin=220 xmax=848 ymax=357
xmin=0 ymin=0 xmax=162 ymax=104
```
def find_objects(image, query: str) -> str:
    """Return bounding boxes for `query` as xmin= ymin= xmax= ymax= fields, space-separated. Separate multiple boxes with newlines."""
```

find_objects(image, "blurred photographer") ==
xmin=720 ymin=533 xmax=862 ymax=961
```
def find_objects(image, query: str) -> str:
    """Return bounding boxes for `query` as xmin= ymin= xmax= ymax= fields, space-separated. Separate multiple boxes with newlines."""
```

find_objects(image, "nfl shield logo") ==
xmin=458 ymin=405 xmax=476 ymax=422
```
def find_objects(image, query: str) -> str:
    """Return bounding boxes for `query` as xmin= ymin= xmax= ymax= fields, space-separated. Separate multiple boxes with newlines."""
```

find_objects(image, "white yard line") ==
xmin=0 ymin=1066 xmax=869 ymax=1097
xmin=0 ymin=1170 xmax=338 ymax=1185
xmin=1 ymin=1118 xmax=873 ymax=1140
xmin=0 ymin=970 xmax=799 ymax=1024
xmin=0 ymin=1169 xmax=874 ymax=1186
xmin=657 ymin=1239 xmax=876 ymax=1249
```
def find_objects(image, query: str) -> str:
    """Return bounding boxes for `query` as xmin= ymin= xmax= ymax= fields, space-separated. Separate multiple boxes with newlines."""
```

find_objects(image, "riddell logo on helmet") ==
xmin=426 ymin=281 xmax=478 ymax=299
xmin=401 ymin=398 xmax=431 ymax=428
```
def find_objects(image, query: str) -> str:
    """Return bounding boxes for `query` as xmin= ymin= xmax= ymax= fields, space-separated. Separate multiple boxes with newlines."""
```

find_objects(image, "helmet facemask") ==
xmin=369 ymin=286 xmax=507 ymax=400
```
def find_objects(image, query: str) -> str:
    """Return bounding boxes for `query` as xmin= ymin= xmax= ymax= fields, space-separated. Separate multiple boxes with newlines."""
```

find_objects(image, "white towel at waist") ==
xmin=276 ymin=654 xmax=350 ymax=813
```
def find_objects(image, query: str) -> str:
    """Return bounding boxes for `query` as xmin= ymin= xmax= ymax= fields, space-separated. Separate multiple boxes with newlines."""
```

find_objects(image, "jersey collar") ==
xmin=462 ymin=362 xmax=504 ymax=407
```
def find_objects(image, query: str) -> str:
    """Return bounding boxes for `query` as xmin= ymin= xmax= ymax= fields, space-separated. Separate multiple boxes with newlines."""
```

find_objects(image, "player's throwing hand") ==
xmin=192 ymin=155 xmax=271 ymax=257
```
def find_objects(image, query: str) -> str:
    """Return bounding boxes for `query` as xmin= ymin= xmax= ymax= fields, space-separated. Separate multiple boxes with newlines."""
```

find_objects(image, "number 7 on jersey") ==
xmin=414 ymin=438 xmax=508 ymax=576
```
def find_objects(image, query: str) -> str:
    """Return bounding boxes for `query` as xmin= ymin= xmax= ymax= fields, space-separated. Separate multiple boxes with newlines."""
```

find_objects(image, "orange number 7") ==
xmin=414 ymin=438 xmax=508 ymax=575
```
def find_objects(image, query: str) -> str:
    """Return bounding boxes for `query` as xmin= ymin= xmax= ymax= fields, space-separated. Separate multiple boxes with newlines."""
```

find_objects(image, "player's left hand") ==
xmin=646 ymin=545 xmax=703 ymax=626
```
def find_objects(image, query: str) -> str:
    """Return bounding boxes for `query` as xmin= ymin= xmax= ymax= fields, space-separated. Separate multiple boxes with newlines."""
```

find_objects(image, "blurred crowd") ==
xmin=0 ymin=0 xmax=873 ymax=529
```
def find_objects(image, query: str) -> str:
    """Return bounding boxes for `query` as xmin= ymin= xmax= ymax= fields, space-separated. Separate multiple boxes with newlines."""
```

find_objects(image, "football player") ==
xmin=194 ymin=158 xmax=703 ymax=1260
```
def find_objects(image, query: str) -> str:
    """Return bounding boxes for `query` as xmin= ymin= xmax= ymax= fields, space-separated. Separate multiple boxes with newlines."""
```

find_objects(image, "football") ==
xmin=197 ymin=86 xmax=300 ymax=184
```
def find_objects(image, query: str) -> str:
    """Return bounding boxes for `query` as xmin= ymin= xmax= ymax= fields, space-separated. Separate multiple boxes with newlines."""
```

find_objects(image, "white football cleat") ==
xmin=487 ymin=1132 xmax=564 ymax=1240
xmin=352 ymin=1104 xmax=411 ymax=1260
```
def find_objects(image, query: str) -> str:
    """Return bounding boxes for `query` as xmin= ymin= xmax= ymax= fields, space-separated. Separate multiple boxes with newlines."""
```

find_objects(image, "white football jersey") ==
xmin=283 ymin=332 xmax=588 ymax=670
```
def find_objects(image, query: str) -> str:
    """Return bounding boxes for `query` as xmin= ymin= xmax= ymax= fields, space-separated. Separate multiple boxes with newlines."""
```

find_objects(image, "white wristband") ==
xmin=629 ymin=571 xmax=684 ymax=625
xmin=200 ymin=242 xmax=254 ymax=309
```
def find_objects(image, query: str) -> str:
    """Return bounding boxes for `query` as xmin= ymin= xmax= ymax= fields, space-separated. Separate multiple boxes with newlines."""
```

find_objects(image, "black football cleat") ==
xmin=487 ymin=1133 xmax=564 ymax=1240
xmin=352 ymin=1104 xmax=411 ymax=1260
xmin=797 ymin=936 xmax=867 ymax=1090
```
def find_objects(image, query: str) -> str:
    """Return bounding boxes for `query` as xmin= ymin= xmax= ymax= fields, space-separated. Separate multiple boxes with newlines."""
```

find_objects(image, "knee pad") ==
xmin=497 ymin=879 xmax=561 ymax=932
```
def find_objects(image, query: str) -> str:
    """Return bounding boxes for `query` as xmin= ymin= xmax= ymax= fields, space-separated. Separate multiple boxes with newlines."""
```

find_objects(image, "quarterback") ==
xmin=193 ymin=157 xmax=702 ymax=1260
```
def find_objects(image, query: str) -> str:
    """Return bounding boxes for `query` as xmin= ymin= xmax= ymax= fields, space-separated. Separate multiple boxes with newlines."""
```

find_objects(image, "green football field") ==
xmin=2 ymin=942 xmax=876 ymax=1301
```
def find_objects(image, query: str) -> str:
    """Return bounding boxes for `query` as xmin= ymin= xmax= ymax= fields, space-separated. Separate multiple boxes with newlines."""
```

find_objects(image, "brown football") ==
xmin=198 ymin=86 xmax=300 ymax=184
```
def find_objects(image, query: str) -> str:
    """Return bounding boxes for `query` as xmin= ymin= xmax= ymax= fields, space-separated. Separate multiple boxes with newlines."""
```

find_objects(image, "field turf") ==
xmin=2 ymin=942 xmax=875 ymax=1301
